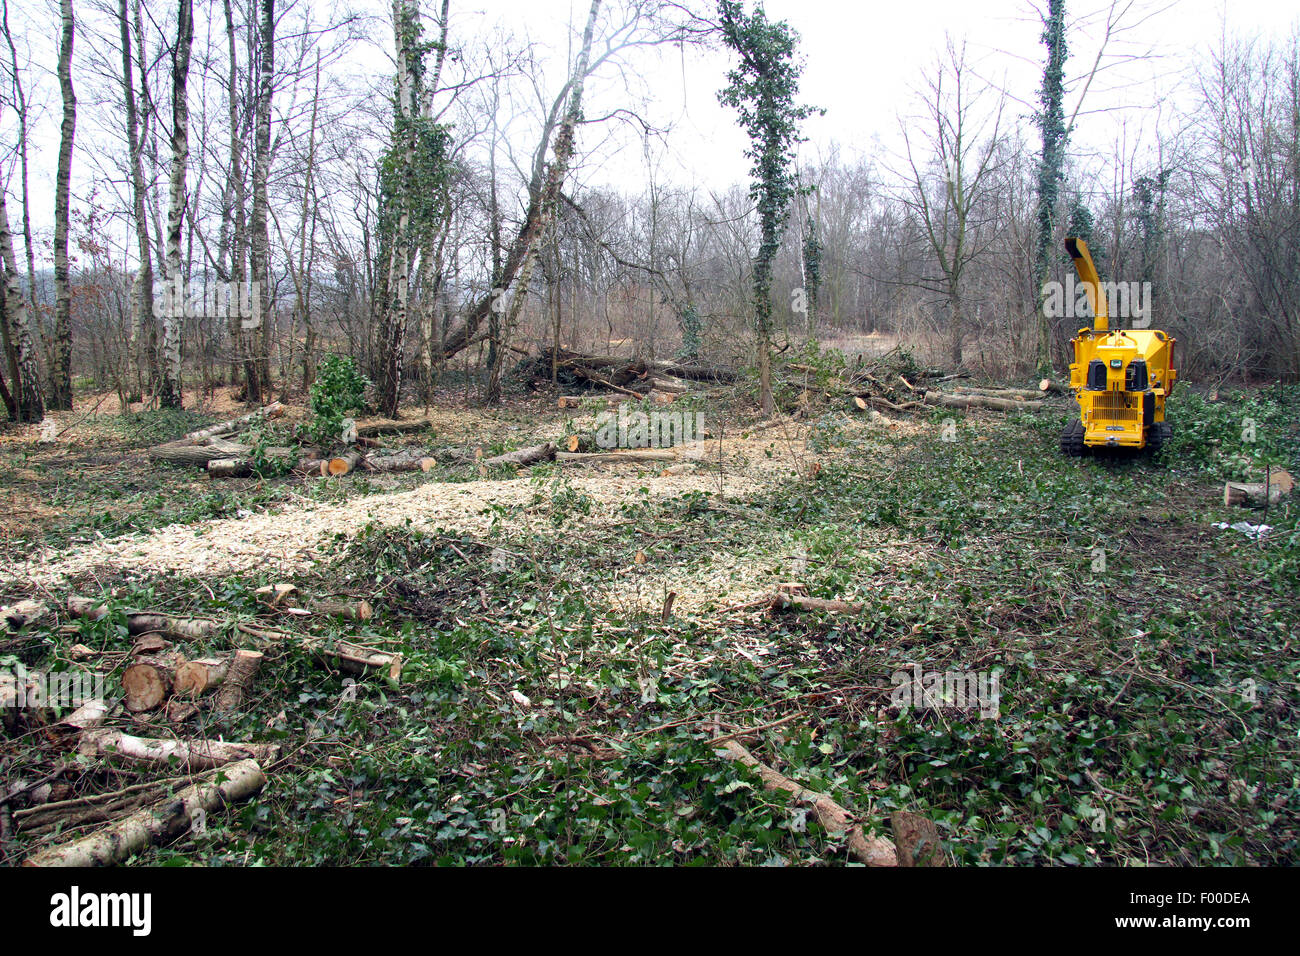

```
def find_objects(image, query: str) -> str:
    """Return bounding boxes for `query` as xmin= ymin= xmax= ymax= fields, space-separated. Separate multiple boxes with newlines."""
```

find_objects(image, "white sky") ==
xmin=3 ymin=0 xmax=1298 ymax=248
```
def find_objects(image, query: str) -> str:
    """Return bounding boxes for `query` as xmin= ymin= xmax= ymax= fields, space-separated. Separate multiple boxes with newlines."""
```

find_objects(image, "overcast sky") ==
xmin=2 ymin=0 xmax=1297 ymax=251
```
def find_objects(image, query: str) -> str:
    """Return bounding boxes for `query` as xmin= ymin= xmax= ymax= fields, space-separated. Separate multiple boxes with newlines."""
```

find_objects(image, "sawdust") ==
xmin=7 ymin=413 xmax=913 ymax=588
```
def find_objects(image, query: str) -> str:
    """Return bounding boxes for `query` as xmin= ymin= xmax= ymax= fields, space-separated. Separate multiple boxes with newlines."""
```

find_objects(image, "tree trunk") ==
xmin=0 ymin=170 xmax=43 ymax=421
xmin=118 ymin=0 xmax=154 ymax=405
xmin=248 ymin=0 xmax=275 ymax=401
xmin=49 ymin=0 xmax=76 ymax=411
xmin=159 ymin=0 xmax=193 ymax=408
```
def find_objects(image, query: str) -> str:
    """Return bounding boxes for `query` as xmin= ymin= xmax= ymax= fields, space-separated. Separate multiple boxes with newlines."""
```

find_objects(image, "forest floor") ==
xmin=2 ymin=380 xmax=1298 ymax=865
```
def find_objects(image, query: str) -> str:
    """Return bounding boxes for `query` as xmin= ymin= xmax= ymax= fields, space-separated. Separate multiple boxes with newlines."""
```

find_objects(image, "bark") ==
xmin=214 ymin=649 xmax=263 ymax=713
xmin=0 ymin=182 xmax=42 ymax=421
xmin=23 ymin=758 xmax=266 ymax=866
xmin=556 ymin=450 xmax=676 ymax=465
xmin=66 ymin=597 xmax=221 ymax=642
xmin=119 ymin=0 xmax=154 ymax=403
xmin=158 ymin=0 xmax=193 ymax=408
xmin=49 ymin=0 xmax=76 ymax=411
xmin=891 ymin=810 xmax=947 ymax=866
xmin=151 ymin=441 xmax=254 ymax=466
xmin=78 ymin=729 xmax=280 ymax=771
xmin=481 ymin=442 xmax=557 ymax=468
xmin=248 ymin=0 xmax=275 ymax=399
xmin=223 ymin=0 xmax=256 ymax=398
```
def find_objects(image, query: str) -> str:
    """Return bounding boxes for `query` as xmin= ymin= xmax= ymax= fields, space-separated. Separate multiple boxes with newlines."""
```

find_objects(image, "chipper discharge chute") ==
xmin=1059 ymin=237 xmax=1178 ymax=456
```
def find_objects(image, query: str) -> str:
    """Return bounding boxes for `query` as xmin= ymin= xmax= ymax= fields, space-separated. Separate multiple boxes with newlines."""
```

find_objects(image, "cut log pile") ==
xmin=778 ymin=351 xmax=1051 ymax=418
xmin=516 ymin=347 xmax=738 ymax=403
xmin=1 ymin=586 xmax=399 ymax=865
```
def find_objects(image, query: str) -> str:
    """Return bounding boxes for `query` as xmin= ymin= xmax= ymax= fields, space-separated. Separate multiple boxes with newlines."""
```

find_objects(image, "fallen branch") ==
xmin=714 ymin=736 xmax=897 ymax=866
xmin=924 ymin=393 xmax=1045 ymax=413
xmin=66 ymin=597 xmax=221 ymax=642
xmin=23 ymin=759 xmax=267 ymax=867
xmin=180 ymin=402 xmax=285 ymax=443
xmin=77 ymin=728 xmax=280 ymax=771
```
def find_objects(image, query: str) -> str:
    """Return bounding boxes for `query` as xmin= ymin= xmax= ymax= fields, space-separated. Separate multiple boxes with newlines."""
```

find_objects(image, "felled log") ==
xmin=214 ymin=650 xmax=264 ymax=714
xmin=180 ymin=402 xmax=285 ymax=443
xmin=556 ymin=450 xmax=676 ymax=465
xmin=77 ymin=728 xmax=279 ymax=771
xmin=361 ymin=451 xmax=439 ymax=474
xmin=354 ymin=418 xmax=434 ymax=438
xmin=206 ymin=448 xmax=308 ymax=478
xmin=150 ymin=441 xmax=254 ymax=467
xmin=1224 ymin=468 xmax=1294 ymax=507
xmin=66 ymin=597 xmax=222 ymax=642
xmin=481 ymin=442 xmax=557 ymax=469
xmin=23 ymin=758 xmax=267 ymax=867
xmin=714 ymin=737 xmax=897 ymax=866
xmin=237 ymin=624 xmax=403 ymax=682
xmin=2 ymin=599 xmax=47 ymax=631
xmin=174 ymin=658 xmax=231 ymax=697
xmin=325 ymin=451 xmax=362 ymax=477
xmin=557 ymin=396 xmax=582 ymax=409
xmin=951 ymin=386 xmax=1043 ymax=401
xmin=1039 ymin=378 xmax=1067 ymax=395
xmin=766 ymin=592 xmax=864 ymax=616
xmin=924 ymin=392 xmax=1044 ymax=413
xmin=311 ymin=599 xmax=373 ymax=622
xmin=121 ymin=660 xmax=177 ymax=713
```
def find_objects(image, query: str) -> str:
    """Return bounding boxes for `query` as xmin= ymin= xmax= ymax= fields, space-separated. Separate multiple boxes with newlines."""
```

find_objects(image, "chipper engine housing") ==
xmin=1059 ymin=237 xmax=1177 ymax=456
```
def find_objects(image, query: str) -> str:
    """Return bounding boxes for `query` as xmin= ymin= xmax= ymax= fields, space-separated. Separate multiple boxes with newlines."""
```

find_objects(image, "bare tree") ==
xmin=896 ymin=38 xmax=1006 ymax=368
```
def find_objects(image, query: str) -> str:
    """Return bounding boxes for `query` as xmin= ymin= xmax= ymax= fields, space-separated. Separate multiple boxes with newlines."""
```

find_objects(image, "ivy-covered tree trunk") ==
xmin=49 ymin=0 xmax=76 ymax=411
xmin=159 ymin=0 xmax=193 ymax=409
xmin=378 ymin=0 xmax=420 ymax=419
xmin=716 ymin=0 xmax=819 ymax=415
xmin=1034 ymin=0 xmax=1068 ymax=376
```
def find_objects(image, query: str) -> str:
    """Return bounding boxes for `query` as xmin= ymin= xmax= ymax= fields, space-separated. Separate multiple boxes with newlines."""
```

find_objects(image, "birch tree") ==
xmin=50 ymin=0 xmax=77 ymax=410
xmin=0 ymin=164 xmax=44 ymax=421
xmin=159 ymin=0 xmax=194 ymax=408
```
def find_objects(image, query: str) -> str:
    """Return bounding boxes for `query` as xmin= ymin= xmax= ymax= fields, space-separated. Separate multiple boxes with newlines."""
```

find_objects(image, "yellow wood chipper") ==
xmin=1059 ymin=237 xmax=1178 ymax=456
